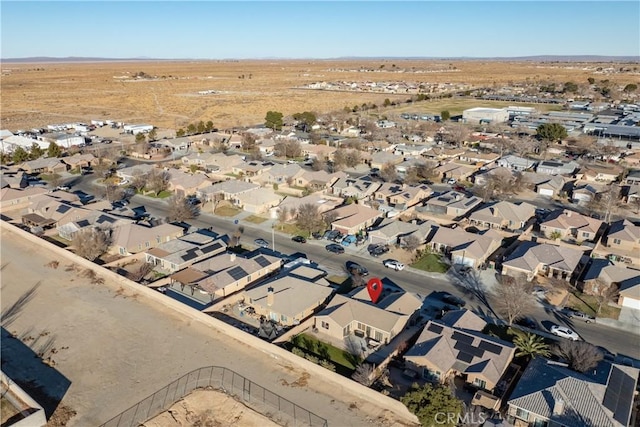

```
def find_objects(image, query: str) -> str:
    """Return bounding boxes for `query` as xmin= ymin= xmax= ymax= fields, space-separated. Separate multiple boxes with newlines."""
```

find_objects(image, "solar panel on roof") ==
xmin=56 ymin=205 xmax=71 ymax=213
xmin=458 ymin=352 xmax=474 ymax=363
xmin=201 ymin=242 xmax=222 ymax=254
xmin=603 ymin=366 xmax=634 ymax=425
xmin=76 ymin=219 xmax=90 ymax=228
xmin=427 ymin=323 xmax=443 ymax=334
xmin=451 ymin=331 xmax=474 ymax=344
xmin=96 ymin=216 xmax=116 ymax=224
xmin=478 ymin=340 xmax=503 ymax=355
xmin=181 ymin=250 xmax=198 ymax=262
xmin=228 ymin=266 xmax=247 ymax=280
xmin=254 ymin=256 xmax=272 ymax=268
xmin=454 ymin=341 xmax=485 ymax=358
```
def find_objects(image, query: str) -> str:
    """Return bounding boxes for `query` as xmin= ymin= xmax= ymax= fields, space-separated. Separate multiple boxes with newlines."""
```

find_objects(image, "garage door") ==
xmin=452 ymin=255 xmax=474 ymax=267
xmin=621 ymin=296 xmax=640 ymax=310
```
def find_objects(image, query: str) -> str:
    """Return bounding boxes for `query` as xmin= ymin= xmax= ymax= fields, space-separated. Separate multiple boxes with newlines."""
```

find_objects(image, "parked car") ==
xmin=563 ymin=308 xmax=595 ymax=323
xmin=368 ymin=244 xmax=390 ymax=257
xmin=312 ymin=231 xmax=324 ymax=240
xmin=440 ymin=292 xmax=466 ymax=308
xmin=550 ymin=325 xmax=580 ymax=341
xmin=55 ymin=185 xmax=70 ymax=191
xmin=341 ymin=235 xmax=357 ymax=246
xmin=254 ymin=238 xmax=269 ymax=248
xmin=346 ymin=261 xmax=368 ymax=276
xmin=383 ymin=259 xmax=405 ymax=271
xmin=447 ymin=178 xmax=457 ymax=185
xmin=291 ymin=235 xmax=307 ymax=243
xmin=325 ymin=244 xmax=345 ymax=254
xmin=515 ymin=316 xmax=538 ymax=330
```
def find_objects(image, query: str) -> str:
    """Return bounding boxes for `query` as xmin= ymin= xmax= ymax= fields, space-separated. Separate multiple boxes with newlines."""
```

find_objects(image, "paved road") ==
xmin=68 ymin=165 xmax=640 ymax=359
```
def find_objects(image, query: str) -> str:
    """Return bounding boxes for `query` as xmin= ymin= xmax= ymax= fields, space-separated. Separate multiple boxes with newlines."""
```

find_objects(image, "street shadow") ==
xmin=446 ymin=268 xmax=498 ymax=318
xmin=0 ymin=281 xmax=41 ymax=328
xmin=1 ymin=327 xmax=71 ymax=418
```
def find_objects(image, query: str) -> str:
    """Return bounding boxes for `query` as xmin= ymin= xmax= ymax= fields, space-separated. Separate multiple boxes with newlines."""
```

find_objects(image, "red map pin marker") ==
xmin=366 ymin=277 xmax=383 ymax=304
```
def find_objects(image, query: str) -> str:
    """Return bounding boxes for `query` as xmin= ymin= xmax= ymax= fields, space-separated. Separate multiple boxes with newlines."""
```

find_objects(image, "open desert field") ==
xmin=1 ymin=59 xmax=637 ymax=131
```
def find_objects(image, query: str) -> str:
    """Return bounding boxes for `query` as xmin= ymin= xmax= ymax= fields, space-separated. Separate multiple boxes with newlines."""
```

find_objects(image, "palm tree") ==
xmin=512 ymin=329 xmax=551 ymax=360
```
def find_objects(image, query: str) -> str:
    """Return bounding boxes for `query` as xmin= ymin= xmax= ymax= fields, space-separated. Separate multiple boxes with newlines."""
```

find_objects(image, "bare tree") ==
xmin=130 ymin=170 xmax=148 ymax=192
xmin=444 ymin=122 xmax=470 ymax=147
xmin=323 ymin=210 xmax=339 ymax=229
xmin=93 ymin=159 xmax=114 ymax=178
xmin=587 ymin=185 xmax=621 ymax=223
xmin=231 ymin=226 xmax=244 ymax=247
xmin=553 ymin=341 xmax=603 ymax=373
xmin=277 ymin=206 xmax=290 ymax=228
xmin=167 ymin=195 xmax=198 ymax=222
xmin=72 ymin=228 xmax=111 ymax=261
xmin=296 ymin=203 xmax=324 ymax=235
xmin=352 ymin=363 xmax=375 ymax=386
xmin=344 ymin=149 xmax=362 ymax=168
xmin=380 ymin=162 xmax=398 ymax=182
xmin=127 ymin=262 xmax=153 ymax=282
xmin=311 ymin=157 xmax=326 ymax=171
xmin=403 ymin=234 xmax=422 ymax=254
xmin=332 ymin=149 xmax=347 ymax=170
xmin=591 ymin=279 xmax=619 ymax=314
xmin=493 ymin=274 xmax=534 ymax=325
xmin=147 ymin=168 xmax=170 ymax=196
xmin=104 ymin=184 xmax=124 ymax=202
xmin=241 ymin=132 xmax=257 ymax=152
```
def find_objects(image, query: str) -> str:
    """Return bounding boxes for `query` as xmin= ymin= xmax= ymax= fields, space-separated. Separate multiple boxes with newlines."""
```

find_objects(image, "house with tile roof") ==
xmin=0 ymin=186 xmax=49 ymax=211
xmin=419 ymin=191 xmax=483 ymax=218
xmin=539 ymin=209 xmax=604 ymax=243
xmin=243 ymin=276 xmax=334 ymax=327
xmin=429 ymin=227 xmax=503 ymax=268
xmin=331 ymin=176 xmax=381 ymax=200
xmin=506 ymin=357 xmax=638 ymax=427
xmin=181 ymin=152 xmax=245 ymax=174
xmin=596 ymin=219 xmax=640 ymax=267
xmin=373 ymin=183 xmax=432 ymax=210
xmin=196 ymin=180 xmax=260 ymax=203
xmin=581 ymin=259 xmax=640 ymax=309
xmin=469 ymin=201 xmax=536 ymax=231
xmin=313 ymin=294 xmax=412 ymax=348
xmin=502 ymin=241 xmax=586 ymax=282
xmin=435 ymin=162 xmax=478 ymax=181
xmin=234 ymin=187 xmax=284 ymax=214
xmin=368 ymin=218 xmax=438 ymax=246
xmin=61 ymin=153 xmax=96 ymax=170
xmin=405 ymin=309 xmax=515 ymax=396
xmin=18 ymin=158 xmax=67 ymax=175
xmin=251 ymin=163 xmax=304 ymax=186
xmin=293 ymin=170 xmax=347 ymax=192
xmin=167 ymin=169 xmax=211 ymax=196
xmin=169 ymin=251 xmax=282 ymax=301
xmin=110 ymin=223 xmax=184 ymax=256
xmin=326 ymin=203 xmax=383 ymax=235
xmin=144 ymin=230 xmax=228 ymax=272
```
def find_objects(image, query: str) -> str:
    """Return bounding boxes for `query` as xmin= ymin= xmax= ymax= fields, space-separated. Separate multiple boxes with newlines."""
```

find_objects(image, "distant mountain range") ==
xmin=2 ymin=55 xmax=639 ymax=63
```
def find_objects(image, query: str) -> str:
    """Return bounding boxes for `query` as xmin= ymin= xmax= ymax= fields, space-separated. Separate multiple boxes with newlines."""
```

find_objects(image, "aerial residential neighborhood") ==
xmin=1 ymin=2 xmax=639 ymax=427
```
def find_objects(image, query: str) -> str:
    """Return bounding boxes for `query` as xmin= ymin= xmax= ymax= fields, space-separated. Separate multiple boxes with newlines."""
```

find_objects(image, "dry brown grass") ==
xmin=2 ymin=60 xmax=636 ymax=131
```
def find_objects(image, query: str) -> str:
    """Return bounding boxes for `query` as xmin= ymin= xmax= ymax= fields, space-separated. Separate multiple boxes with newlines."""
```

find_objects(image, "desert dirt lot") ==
xmin=2 ymin=59 xmax=635 ymax=131
xmin=0 ymin=225 xmax=415 ymax=427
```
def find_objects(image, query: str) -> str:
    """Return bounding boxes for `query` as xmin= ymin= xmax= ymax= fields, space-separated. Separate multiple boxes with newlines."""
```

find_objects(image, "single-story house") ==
xmin=497 ymin=155 xmax=537 ymax=171
xmin=62 ymin=153 xmax=96 ymax=170
xmin=469 ymin=201 xmax=536 ymax=231
xmin=419 ymin=191 xmax=482 ymax=218
xmin=243 ymin=276 xmax=334 ymax=327
xmin=196 ymin=180 xmax=260 ymax=202
xmin=429 ymin=227 xmax=503 ymax=268
xmin=110 ymin=222 xmax=185 ymax=256
xmin=234 ymin=187 xmax=284 ymax=214
xmin=19 ymin=158 xmax=67 ymax=175
xmin=167 ymin=169 xmax=211 ymax=196
xmin=405 ymin=310 xmax=515 ymax=394
xmin=539 ymin=209 xmax=604 ymax=243
xmin=435 ymin=162 xmax=478 ymax=181
xmin=116 ymin=164 xmax=156 ymax=181
xmin=145 ymin=230 xmax=228 ymax=272
xmin=294 ymin=170 xmax=347 ymax=191
xmin=507 ymin=357 xmax=638 ymax=427
xmin=502 ymin=241 xmax=586 ymax=282
xmin=578 ymin=163 xmax=622 ymax=183
xmin=331 ymin=176 xmax=381 ymax=200
xmin=328 ymin=203 xmax=383 ymax=235
xmin=368 ymin=218 xmax=438 ymax=246
xmin=277 ymin=194 xmax=343 ymax=221
xmin=536 ymin=160 xmax=580 ymax=176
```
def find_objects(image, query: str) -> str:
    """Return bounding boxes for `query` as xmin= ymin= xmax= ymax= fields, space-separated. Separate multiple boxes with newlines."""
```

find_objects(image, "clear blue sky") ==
xmin=2 ymin=1 xmax=639 ymax=58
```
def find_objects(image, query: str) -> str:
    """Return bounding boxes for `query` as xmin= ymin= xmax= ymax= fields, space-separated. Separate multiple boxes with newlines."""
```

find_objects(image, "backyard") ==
xmin=290 ymin=333 xmax=361 ymax=374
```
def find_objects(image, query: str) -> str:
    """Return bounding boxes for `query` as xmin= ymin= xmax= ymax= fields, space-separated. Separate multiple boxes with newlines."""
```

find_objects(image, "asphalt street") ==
xmin=68 ymin=164 xmax=640 ymax=359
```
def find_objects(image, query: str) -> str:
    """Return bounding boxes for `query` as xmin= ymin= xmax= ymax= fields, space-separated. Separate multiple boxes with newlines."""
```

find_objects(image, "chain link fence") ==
xmin=100 ymin=366 xmax=328 ymax=427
